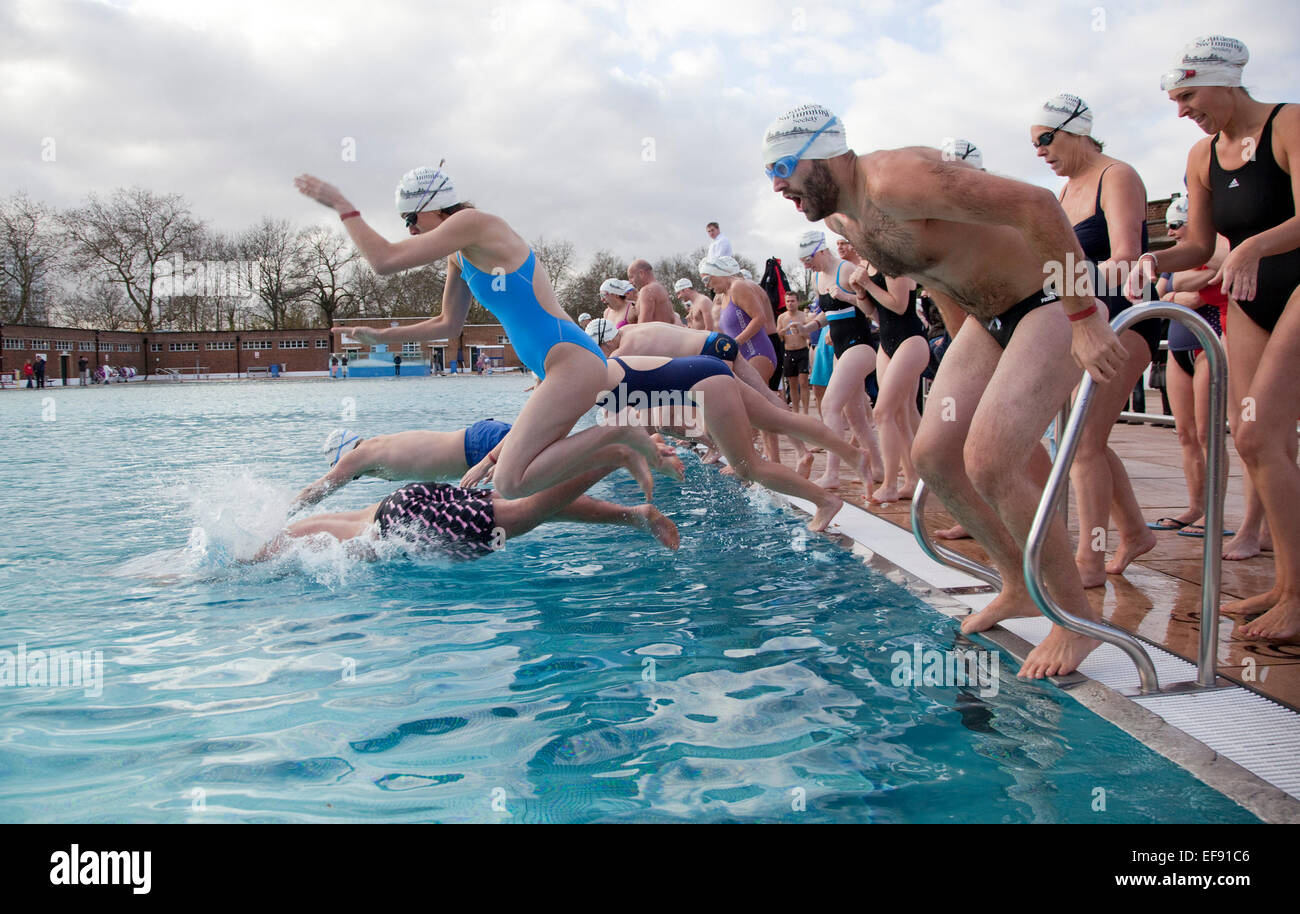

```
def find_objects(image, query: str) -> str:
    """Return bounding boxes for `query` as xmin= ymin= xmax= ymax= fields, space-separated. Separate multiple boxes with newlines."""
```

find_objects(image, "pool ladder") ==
xmin=912 ymin=303 xmax=1230 ymax=695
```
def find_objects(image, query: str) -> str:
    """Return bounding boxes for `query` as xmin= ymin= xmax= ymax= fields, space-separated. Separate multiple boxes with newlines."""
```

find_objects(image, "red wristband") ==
xmin=1067 ymin=303 xmax=1098 ymax=323
xmin=488 ymin=452 xmax=498 ymax=464
xmin=339 ymin=210 xmax=360 ymax=222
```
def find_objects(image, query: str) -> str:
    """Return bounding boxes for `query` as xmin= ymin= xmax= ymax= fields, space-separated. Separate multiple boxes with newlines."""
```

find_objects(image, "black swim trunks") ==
xmin=374 ymin=483 xmax=498 ymax=560
xmin=981 ymin=290 xmax=1061 ymax=349
xmin=782 ymin=347 xmax=810 ymax=377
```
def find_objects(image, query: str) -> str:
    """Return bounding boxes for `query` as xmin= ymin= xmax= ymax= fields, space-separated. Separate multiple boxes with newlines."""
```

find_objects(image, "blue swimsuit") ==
xmin=457 ymin=250 xmax=605 ymax=379
xmin=598 ymin=356 xmax=733 ymax=413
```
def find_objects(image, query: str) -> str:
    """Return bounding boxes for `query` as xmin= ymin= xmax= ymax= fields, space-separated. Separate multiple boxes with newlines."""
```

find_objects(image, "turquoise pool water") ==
xmin=0 ymin=377 xmax=1256 ymax=822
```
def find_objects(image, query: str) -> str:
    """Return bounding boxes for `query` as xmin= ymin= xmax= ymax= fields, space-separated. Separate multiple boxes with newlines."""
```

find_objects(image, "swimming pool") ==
xmin=0 ymin=377 xmax=1256 ymax=822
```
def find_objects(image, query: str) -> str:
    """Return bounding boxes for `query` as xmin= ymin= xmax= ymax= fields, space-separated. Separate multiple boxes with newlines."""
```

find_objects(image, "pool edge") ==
xmin=786 ymin=497 xmax=1300 ymax=824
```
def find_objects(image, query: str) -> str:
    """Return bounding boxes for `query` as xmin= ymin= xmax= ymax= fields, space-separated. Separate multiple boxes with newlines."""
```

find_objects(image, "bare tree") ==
xmin=560 ymin=249 xmax=628 ymax=319
xmin=302 ymin=227 xmax=359 ymax=328
xmin=238 ymin=218 xmax=312 ymax=330
xmin=1 ymin=192 xmax=63 ymax=325
xmin=56 ymin=277 xmax=133 ymax=330
xmin=532 ymin=235 xmax=576 ymax=298
xmin=62 ymin=187 xmax=202 ymax=332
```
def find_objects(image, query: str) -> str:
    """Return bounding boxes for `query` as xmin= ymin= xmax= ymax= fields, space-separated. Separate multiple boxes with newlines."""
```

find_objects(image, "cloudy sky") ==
xmin=4 ymin=0 xmax=1297 ymax=269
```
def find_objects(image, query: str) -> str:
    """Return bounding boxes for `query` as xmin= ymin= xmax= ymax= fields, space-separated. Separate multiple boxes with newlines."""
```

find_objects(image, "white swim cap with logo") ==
xmin=1161 ymin=35 xmax=1249 ymax=92
xmin=585 ymin=318 xmax=619 ymax=344
xmin=395 ymin=164 xmax=459 ymax=215
xmin=673 ymin=278 xmax=694 ymax=293
xmin=1165 ymin=196 xmax=1189 ymax=225
xmin=798 ymin=230 xmax=827 ymax=259
xmin=599 ymin=278 xmax=635 ymax=297
xmin=699 ymin=255 xmax=741 ymax=277
xmin=942 ymin=138 xmax=983 ymax=169
xmin=1037 ymin=93 xmax=1094 ymax=136
xmin=761 ymin=104 xmax=849 ymax=166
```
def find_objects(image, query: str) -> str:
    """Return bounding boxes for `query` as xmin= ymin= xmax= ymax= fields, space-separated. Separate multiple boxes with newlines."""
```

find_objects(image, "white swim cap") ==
xmin=740 ymin=269 xmax=753 ymax=281
xmin=395 ymin=163 xmax=459 ymax=215
xmin=673 ymin=278 xmax=693 ymax=293
xmin=942 ymin=138 xmax=983 ymax=169
xmin=578 ymin=312 xmax=592 ymax=324
xmin=585 ymin=318 xmax=619 ymax=344
xmin=798 ymin=230 xmax=826 ymax=259
xmin=1037 ymin=94 xmax=1093 ymax=136
xmin=698 ymin=255 xmax=741 ymax=277
xmin=599 ymin=278 xmax=635 ymax=297
xmin=762 ymin=104 xmax=849 ymax=166
xmin=1161 ymin=35 xmax=1249 ymax=92
xmin=1165 ymin=195 xmax=1189 ymax=225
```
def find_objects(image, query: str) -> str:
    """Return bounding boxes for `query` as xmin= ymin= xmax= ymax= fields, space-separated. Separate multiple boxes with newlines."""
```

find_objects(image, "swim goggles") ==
xmin=1033 ymin=101 xmax=1089 ymax=148
xmin=765 ymin=117 xmax=839 ymax=180
xmin=403 ymin=160 xmax=452 ymax=228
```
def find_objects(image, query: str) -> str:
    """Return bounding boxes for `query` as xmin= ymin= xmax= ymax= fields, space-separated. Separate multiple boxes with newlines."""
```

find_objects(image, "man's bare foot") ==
xmin=1105 ymin=528 xmax=1157 ymax=575
xmin=1240 ymin=596 xmax=1300 ymax=641
xmin=797 ymin=452 xmax=815 ymax=478
xmin=869 ymin=483 xmax=899 ymax=506
xmin=813 ymin=473 xmax=840 ymax=490
xmin=1075 ymin=556 xmax=1107 ymax=589
xmin=934 ymin=523 xmax=970 ymax=540
xmin=896 ymin=479 xmax=918 ymax=500
xmin=1223 ymin=529 xmax=1262 ymax=561
xmin=809 ymin=493 xmax=844 ymax=532
xmin=1221 ymin=586 xmax=1281 ymax=616
xmin=1018 ymin=625 xmax=1101 ymax=679
xmin=701 ymin=448 xmax=722 ymax=464
xmin=960 ymin=590 xmax=1039 ymax=634
xmin=630 ymin=504 xmax=680 ymax=550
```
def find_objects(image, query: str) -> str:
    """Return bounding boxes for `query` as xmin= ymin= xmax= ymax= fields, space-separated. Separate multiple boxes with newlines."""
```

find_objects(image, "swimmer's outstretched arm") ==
xmin=338 ymin=261 xmax=473 ymax=347
xmin=249 ymin=505 xmax=381 ymax=563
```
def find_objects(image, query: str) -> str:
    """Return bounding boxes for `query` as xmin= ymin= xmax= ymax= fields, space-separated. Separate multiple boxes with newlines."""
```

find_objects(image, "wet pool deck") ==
xmin=775 ymin=414 xmax=1299 ymax=713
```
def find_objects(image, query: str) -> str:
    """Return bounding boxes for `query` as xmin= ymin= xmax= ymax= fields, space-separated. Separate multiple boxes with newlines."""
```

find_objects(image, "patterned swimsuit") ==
xmin=373 ymin=483 xmax=498 ymax=560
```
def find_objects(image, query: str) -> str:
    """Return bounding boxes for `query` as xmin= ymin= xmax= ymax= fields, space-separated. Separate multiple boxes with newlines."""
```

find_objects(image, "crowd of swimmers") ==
xmin=279 ymin=33 xmax=1297 ymax=678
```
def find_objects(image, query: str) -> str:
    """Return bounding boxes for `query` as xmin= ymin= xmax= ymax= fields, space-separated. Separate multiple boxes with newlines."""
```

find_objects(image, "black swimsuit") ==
xmin=868 ymin=270 xmax=927 ymax=357
xmin=1210 ymin=103 xmax=1300 ymax=332
xmin=821 ymin=264 xmax=876 ymax=354
xmin=1071 ymin=164 xmax=1163 ymax=362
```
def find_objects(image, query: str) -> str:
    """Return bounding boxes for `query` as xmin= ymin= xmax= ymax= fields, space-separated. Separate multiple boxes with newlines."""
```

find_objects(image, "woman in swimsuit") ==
xmin=257 ymin=466 xmax=680 ymax=563
xmin=1032 ymin=93 xmax=1162 ymax=588
xmin=798 ymin=232 xmax=885 ymax=490
xmin=586 ymin=341 xmax=863 ymax=532
xmin=839 ymin=244 xmax=927 ymax=504
xmin=295 ymin=165 xmax=672 ymax=501
xmin=1147 ymin=197 xmax=1231 ymax=540
xmin=601 ymin=279 xmax=637 ymax=328
xmin=847 ymin=261 xmax=926 ymax=504
xmin=1132 ymin=36 xmax=1300 ymax=639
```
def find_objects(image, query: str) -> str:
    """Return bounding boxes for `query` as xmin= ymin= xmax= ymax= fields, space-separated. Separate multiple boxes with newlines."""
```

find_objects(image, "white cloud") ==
xmin=3 ymin=0 xmax=1297 ymax=275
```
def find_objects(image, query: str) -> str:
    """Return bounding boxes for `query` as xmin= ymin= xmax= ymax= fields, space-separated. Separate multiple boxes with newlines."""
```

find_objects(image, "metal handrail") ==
xmin=1024 ymin=303 xmax=1227 ymax=693
xmin=910 ymin=481 xmax=1003 ymax=589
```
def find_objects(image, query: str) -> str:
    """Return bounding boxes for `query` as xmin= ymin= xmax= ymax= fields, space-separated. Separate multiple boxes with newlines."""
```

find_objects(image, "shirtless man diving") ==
xmin=764 ymin=103 xmax=1129 ymax=679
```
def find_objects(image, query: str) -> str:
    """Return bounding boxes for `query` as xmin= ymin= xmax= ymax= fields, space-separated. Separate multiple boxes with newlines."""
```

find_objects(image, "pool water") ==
xmin=0 ymin=377 xmax=1256 ymax=822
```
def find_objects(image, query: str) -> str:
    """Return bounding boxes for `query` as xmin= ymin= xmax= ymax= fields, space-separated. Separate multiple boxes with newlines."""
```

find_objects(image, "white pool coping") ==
xmin=778 ymin=492 xmax=1300 ymax=823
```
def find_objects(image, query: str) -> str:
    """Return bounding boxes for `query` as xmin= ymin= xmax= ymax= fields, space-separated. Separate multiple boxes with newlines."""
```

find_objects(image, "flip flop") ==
xmin=1146 ymin=517 xmax=1192 ymax=531
xmin=1177 ymin=524 xmax=1236 ymax=538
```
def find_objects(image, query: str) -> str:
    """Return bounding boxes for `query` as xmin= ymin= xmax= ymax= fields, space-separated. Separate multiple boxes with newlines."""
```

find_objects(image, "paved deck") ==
xmin=774 ymin=410 xmax=1298 ymax=712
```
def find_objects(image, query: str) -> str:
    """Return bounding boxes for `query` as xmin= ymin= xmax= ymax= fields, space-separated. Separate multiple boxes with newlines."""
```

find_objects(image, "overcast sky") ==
xmin=3 ymin=0 xmax=1297 ymax=270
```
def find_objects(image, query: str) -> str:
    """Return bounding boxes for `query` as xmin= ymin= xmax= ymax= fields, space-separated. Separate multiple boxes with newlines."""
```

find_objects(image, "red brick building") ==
xmin=0 ymin=319 xmax=522 ymax=385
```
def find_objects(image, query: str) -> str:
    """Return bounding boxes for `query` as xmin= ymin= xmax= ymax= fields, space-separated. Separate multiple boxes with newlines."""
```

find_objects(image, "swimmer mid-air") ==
xmin=294 ymin=164 xmax=676 ymax=502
